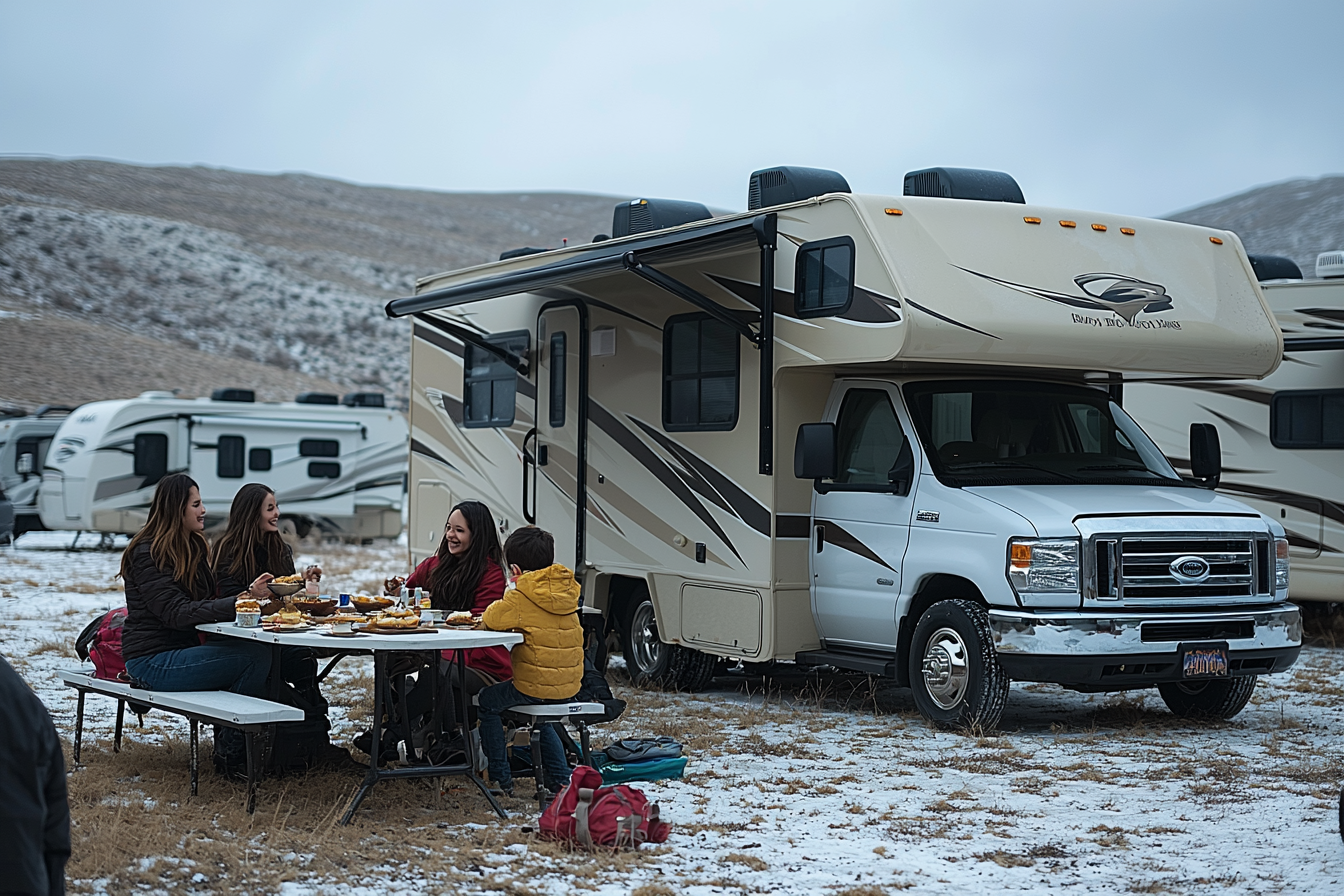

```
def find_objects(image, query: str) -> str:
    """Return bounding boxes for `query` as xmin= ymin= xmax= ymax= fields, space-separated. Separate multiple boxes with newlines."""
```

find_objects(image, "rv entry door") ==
xmin=811 ymin=385 xmax=915 ymax=651
xmin=535 ymin=304 xmax=586 ymax=571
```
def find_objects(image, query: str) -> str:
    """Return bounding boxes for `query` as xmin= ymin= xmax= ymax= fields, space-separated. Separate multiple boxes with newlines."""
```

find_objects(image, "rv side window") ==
xmin=133 ymin=433 xmax=169 ymax=480
xmin=1271 ymin=390 xmax=1344 ymax=449
xmin=249 ymin=447 xmax=272 ymax=471
xmin=834 ymin=389 xmax=907 ymax=486
xmin=217 ymin=435 xmax=245 ymax=479
xmin=464 ymin=330 xmax=529 ymax=429
xmin=549 ymin=332 xmax=566 ymax=428
xmin=15 ymin=436 xmax=51 ymax=474
xmin=299 ymin=439 xmax=339 ymax=457
xmin=794 ymin=236 xmax=855 ymax=318
xmin=663 ymin=313 xmax=739 ymax=431
xmin=308 ymin=461 xmax=340 ymax=479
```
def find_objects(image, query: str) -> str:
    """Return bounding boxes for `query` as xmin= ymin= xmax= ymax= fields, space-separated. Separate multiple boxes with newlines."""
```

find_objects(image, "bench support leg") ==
xmin=190 ymin=720 xmax=199 ymax=796
xmin=73 ymin=690 xmax=86 ymax=765
xmin=244 ymin=730 xmax=260 ymax=814
xmin=114 ymin=700 xmax=125 ymax=753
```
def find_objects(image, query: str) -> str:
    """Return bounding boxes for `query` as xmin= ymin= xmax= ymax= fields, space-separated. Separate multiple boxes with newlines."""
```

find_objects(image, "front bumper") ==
xmin=988 ymin=604 xmax=1302 ymax=690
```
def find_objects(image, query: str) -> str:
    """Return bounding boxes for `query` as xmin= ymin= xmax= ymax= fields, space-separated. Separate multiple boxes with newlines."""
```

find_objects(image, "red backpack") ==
xmin=75 ymin=607 xmax=131 ymax=681
xmin=539 ymin=765 xmax=670 ymax=849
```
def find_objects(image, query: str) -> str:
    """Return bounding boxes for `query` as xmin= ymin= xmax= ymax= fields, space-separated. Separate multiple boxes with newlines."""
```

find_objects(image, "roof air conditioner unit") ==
xmin=1317 ymin=251 xmax=1344 ymax=279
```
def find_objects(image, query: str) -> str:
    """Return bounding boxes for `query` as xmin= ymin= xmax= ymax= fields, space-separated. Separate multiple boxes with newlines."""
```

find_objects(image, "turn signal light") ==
xmin=1010 ymin=543 xmax=1033 ymax=568
xmin=884 ymin=208 xmax=903 ymax=216
xmin=1059 ymin=220 xmax=1077 ymax=228
xmin=1023 ymin=216 xmax=1041 ymax=224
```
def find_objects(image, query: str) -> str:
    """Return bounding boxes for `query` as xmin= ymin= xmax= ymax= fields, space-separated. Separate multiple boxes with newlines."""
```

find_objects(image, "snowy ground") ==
xmin=3 ymin=532 xmax=1343 ymax=895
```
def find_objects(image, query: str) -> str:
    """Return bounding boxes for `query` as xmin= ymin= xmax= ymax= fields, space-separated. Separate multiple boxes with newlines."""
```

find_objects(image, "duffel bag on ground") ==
xmin=539 ymin=765 xmax=670 ymax=849
xmin=591 ymin=754 xmax=688 ymax=785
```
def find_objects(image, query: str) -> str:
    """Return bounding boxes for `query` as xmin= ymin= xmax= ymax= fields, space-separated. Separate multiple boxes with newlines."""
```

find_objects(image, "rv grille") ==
xmin=1140 ymin=620 xmax=1256 ymax=642
xmin=904 ymin=171 xmax=947 ymax=198
xmin=1091 ymin=535 xmax=1271 ymax=605
xmin=626 ymin=203 xmax=654 ymax=234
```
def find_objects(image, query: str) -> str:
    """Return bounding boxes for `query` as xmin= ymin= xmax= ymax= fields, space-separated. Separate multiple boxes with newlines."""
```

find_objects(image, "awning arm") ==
xmin=754 ymin=214 xmax=777 ymax=475
xmin=420 ymin=315 xmax=530 ymax=375
xmin=621 ymin=252 xmax=760 ymax=345
xmin=1284 ymin=336 xmax=1344 ymax=352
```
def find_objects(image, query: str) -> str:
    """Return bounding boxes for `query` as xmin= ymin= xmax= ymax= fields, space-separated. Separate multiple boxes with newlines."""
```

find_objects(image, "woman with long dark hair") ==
xmin=120 ymin=473 xmax=272 ymax=696
xmin=210 ymin=482 xmax=320 ymax=605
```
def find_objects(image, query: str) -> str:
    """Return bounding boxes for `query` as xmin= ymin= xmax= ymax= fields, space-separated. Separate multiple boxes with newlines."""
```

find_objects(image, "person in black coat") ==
xmin=120 ymin=473 xmax=272 ymax=696
xmin=0 ymin=654 xmax=71 ymax=896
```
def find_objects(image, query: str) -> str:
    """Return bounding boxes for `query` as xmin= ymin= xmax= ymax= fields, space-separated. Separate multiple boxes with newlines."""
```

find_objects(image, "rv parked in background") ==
xmin=0 ymin=404 xmax=74 ymax=536
xmin=388 ymin=164 xmax=1299 ymax=729
xmin=38 ymin=389 xmax=408 ymax=541
xmin=1128 ymin=253 xmax=1344 ymax=603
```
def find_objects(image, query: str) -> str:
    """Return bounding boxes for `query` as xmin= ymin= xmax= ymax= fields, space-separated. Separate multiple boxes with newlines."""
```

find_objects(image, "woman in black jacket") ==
xmin=120 ymin=473 xmax=272 ymax=696
xmin=210 ymin=482 xmax=321 ymax=601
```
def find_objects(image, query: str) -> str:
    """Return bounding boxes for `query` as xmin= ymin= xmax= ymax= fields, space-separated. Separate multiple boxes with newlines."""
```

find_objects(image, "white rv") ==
xmin=1128 ymin=257 xmax=1343 ymax=603
xmin=38 ymin=390 xmax=408 ymax=541
xmin=0 ymin=404 xmax=73 ymax=536
xmin=387 ymin=166 xmax=1300 ymax=728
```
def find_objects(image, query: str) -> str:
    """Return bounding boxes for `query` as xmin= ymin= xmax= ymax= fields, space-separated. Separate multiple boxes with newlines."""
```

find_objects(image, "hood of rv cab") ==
xmin=849 ymin=194 xmax=1283 ymax=380
xmin=964 ymin=484 xmax=1277 ymax=539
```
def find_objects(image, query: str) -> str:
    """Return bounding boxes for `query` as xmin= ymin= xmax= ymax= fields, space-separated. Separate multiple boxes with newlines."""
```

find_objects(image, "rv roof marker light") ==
xmin=1120 ymin=227 xmax=1136 ymax=235
xmin=883 ymin=208 xmax=903 ymax=216
xmin=1091 ymin=224 xmax=1107 ymax=232
xmin=1059 ymin=220 xmax=1077 ymax=228
xmin=1023 ymin=216 xmax=1041 ymax=224
xmin=1209 ymin=236 xmax=1224 ymax=245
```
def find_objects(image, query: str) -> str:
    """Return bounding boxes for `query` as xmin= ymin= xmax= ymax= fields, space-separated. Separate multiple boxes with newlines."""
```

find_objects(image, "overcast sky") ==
xmin=2 ymin=1 xmax=1342 ymax=217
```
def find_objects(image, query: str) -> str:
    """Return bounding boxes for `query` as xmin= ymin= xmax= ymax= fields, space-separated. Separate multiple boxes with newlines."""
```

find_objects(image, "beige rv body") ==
xmin=400 ymin=192 xmax=1282 ymax=665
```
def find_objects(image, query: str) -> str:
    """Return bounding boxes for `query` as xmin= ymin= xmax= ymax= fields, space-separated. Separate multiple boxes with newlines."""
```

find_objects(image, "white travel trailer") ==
xmin=0 ymin=404 xmax=73 ymax=536
xmin=388 ymin=166 xmax=1300 ymax=728
xmin=38 ymin=390 xmax=408 ymax=541
xmin=1128 ymin=256 xmax=1344 ymax=602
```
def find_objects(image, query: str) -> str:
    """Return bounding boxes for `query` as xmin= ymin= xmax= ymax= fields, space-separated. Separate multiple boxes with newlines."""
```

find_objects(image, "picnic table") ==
xmin=198 ymin=621 xmax=521 ymax=823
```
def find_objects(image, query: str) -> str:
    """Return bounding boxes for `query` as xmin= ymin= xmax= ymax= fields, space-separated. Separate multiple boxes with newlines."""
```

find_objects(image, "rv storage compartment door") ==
xmin=681 ymin=584 xmax=762 ymax=656
xmin=810 ymin=385 xmax=915 ymax=651
xmin=536 ymin=305 xmax=585 ymax=570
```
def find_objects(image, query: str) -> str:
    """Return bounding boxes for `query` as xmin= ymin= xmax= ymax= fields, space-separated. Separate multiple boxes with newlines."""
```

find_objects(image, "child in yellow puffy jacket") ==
xmin=477 ymin=526 xmax=583 ymax=796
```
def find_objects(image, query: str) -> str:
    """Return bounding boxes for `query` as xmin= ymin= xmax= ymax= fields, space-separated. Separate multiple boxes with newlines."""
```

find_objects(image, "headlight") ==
xmin=1275 ymin=537 xmax=1290 ymax=592
xmin=1008 ymin=538 xmax=1080 ymax=593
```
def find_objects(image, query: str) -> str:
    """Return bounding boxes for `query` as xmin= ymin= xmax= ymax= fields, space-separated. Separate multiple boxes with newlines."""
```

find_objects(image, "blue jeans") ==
xmin=125 ymin=639 xmax=273 ymax=698
xmin=476 ymin=681 xmax=573 ymax=792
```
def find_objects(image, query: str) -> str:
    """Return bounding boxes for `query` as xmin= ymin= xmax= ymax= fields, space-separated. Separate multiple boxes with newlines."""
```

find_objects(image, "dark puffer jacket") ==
xmin=214 ymin=541 xmax=295 ymax=600
xmin=122 ymin=542 xmax=236 ymax=661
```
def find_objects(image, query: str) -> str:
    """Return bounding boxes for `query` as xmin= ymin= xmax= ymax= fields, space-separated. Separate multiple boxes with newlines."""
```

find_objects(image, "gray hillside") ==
xmin=1164 ymin=174 xmax=1344 ymax=277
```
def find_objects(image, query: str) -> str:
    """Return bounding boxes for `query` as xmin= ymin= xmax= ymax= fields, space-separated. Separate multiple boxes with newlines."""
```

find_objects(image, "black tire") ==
xmin=670 ymin=646 xmax=717 ymax=692
xmin=619 ymin=595 xmax=674 ymax=685
xmin=1157 ymin=675 xmax=1258 ymax=720
xmin=908 ymin=599 xmax=1009 ymax=730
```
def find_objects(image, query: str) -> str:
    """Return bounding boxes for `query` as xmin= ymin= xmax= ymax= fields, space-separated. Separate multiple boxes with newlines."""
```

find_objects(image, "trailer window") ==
xmin=14 ymin=436 xmax=51 ymax=475
xmin=308 ymin=461 xmax=340 ymax=479
xmin=663 ymin=313 xmax=739 ymax=431
xmin=133 ymin=433 xmax=169 ymax=481
xmin=794 ymin=236 xmax=855 ymax=318
xmin=1271 ymin=389 xmax=1344 ymax=449
xmin=217 ymin=435 xmax=245 ymax=479
xmin=249 ymin=447 xmax=272 ymax=471
xmin=834 ymin=389 xmax=907 ymax=486
xmin=299 ymin=439 xmax=339 ymax=457
xmin=464 ymin=330 xmax=529 ymax=428
xmin=549 ymin=332 xmax=566 ymax=428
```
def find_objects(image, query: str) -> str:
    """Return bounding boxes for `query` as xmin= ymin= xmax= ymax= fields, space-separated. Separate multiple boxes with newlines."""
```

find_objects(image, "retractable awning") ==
xmin=385 ymin=214 xmax=769 ymax=319
xmin=1283 ymin=336 xmax=1344 ymax=352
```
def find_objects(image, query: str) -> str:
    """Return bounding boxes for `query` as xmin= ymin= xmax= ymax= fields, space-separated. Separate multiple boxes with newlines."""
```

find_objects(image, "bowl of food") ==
xmin=352 ymin=594 xmax=395 ymax=613
xmin=268 ymin=582 xmax=304 ymax=598
xmin=293 ymin=597 xmax=338 ymax=616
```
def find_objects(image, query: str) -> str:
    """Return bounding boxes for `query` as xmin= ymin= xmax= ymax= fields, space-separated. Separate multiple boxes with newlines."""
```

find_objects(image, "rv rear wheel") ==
xmin=669 ymin=646 xmax=717 ymax=692
xmin=1157 ymin=675 xmax=1258 ymax=720
xmin=908 ymin=599 xmax=1009 ymax=730
xmin=621 ymin=598 xmax=674 ymax=685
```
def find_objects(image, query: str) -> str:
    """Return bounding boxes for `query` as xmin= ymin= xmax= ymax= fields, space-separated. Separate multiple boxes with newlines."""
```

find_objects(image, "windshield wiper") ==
xmin=1076 ymin=462 xmax=1151 ymax=472
xmin=947 ymin=461 xmax=1082 ymax=483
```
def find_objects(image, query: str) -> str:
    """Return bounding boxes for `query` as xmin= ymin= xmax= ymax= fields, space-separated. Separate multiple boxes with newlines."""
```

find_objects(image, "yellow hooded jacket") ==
xmin=481 ymin=563 xmax=583 ymax=700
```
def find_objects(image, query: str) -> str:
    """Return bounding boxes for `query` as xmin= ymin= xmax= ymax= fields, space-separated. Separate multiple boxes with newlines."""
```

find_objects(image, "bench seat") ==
xmin=59 ymin=668 xmax=303 ymax=812
xmin=496 ymin=701 xmax=610 ymax=805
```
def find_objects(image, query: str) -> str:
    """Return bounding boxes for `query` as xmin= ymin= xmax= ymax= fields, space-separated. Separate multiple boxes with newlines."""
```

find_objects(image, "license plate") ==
xmin=1180 ymin=642 xmax=1230 ymax=679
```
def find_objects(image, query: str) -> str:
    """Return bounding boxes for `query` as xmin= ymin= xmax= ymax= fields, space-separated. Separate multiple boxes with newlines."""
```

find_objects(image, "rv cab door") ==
xmin=534 ymin=305 xmax=585 ymax=570
xmin=810 ymin=383 xmax=916 ymax=651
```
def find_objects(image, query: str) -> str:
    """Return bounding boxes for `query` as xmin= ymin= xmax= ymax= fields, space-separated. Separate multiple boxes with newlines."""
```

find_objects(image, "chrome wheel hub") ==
xmin=630 ymin=601 xmax=666 ymax=674
xmin=921 ymin=626 xmax=970 ymax=710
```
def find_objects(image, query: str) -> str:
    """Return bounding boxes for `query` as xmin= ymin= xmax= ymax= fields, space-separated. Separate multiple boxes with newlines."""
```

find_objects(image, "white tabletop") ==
xmin=198 ymin=622 xmax=522 ymax=652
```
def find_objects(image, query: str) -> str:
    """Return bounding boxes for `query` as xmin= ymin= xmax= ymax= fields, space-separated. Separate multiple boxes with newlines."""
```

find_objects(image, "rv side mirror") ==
xmin=1189 ymin=423 xmax=1221 ymax=489
xmin=16 ymin=453 xmax=33 ymax=476
xmin=794 ymin=423 xmax=837 ymax=483
xmin=888 ymin=440 xmax=914 ymax=496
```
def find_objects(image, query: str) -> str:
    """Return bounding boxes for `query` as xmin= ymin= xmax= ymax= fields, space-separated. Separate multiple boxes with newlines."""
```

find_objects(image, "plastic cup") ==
xmin=235 ymin=611 xmax=261 ymax=628
xmin=338 ymin=593 xmax=351 ymax=608
xmin=333 ymin=620 xmax=353 ymax=634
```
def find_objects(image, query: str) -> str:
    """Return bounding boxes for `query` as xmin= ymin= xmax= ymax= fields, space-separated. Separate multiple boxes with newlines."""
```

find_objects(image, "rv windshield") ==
xmin=903 ymin=381 xmax=1184 ymax=488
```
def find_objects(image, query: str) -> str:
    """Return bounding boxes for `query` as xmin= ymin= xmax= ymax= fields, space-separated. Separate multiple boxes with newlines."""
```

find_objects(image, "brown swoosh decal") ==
xmin=1215 ymin=480 xmax=1344 ymax=527
xmin=410 ymin=438 xmax=459 ymax=472
xmin=1166 ymin=383 xmax=1272 ymax=406
xmin=904 ymin=297 xmax=1000 ymax=340
xmin=587 ymin=400 xmax=745 ymax=565
xmin=413 ymin=320 xmax=464 ymax=357
xmin=818 ymin=519 xmax=895 ymax=571
xmin=776 ymin=514 xmax=811 ymax=539
xmin=707 ymin=274 xmax=902 ymax=324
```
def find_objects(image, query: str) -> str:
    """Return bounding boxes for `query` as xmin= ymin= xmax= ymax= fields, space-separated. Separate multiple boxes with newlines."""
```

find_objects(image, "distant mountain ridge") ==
xmin=1164 ymin=174 xmax=1344 ymax=277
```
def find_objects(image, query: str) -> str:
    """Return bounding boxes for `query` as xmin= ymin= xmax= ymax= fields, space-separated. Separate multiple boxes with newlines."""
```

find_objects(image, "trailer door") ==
xmin=534 ymin=304 xmax=587 ymax=571
xmin=810 ymin=385 xmax=914 ymax=650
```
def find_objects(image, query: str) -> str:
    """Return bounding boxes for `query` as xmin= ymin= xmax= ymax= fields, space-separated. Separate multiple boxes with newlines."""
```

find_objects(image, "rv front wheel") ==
xmin=1157 ymin=675 xmax=1257 ymax=720
xmin=621 ymin=598 xmax=673 ymax=685
xmin=908 ymin=599 xmax=1009 ymax=730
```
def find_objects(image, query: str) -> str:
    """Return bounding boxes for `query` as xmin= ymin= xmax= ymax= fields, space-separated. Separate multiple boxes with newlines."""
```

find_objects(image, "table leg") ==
xmin=114 ymin=699 xmax=125 ymax=752
xmin=456 ymin=650 xmax=507 ymax=819
xmin=190 ymin=720 xmax=199 ymax=796
xmin=340 ymin=651 xmax=387 ymax=825
xmin=73 ymin=690 xmax=86 ymax=764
